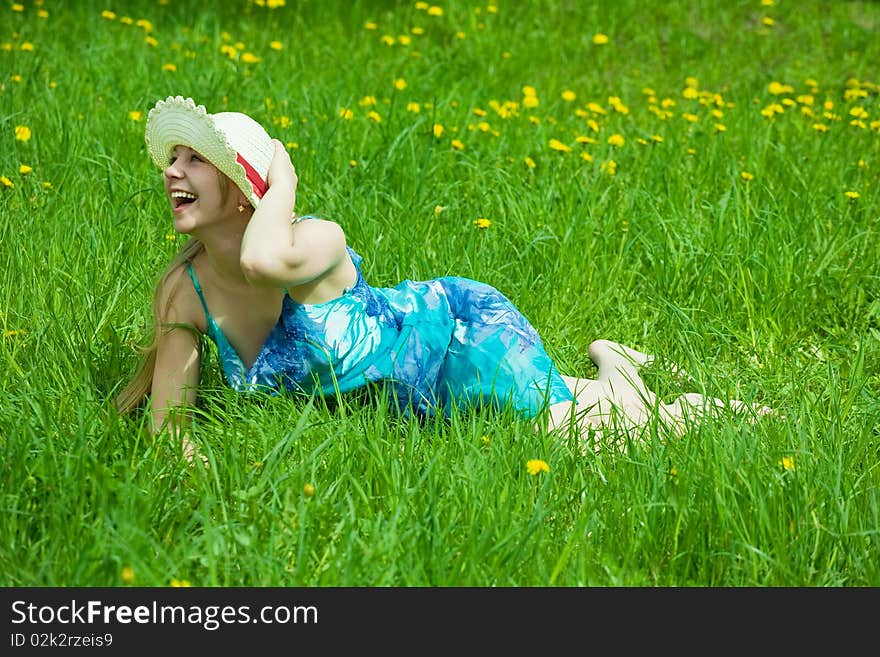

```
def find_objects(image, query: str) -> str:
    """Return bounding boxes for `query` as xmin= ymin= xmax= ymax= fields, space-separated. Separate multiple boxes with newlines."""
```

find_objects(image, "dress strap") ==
xmin=185 ymin=261 xmax=212 ymax=321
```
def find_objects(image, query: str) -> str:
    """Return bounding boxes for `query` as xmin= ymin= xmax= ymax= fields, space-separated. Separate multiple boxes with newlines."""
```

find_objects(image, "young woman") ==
xmin=116 ymin=96 xmax=773 ymax=460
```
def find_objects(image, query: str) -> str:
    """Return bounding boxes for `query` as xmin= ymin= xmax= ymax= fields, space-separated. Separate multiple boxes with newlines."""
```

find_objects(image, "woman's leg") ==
xmin=658 ymin=392 xmax=776 ymax=433
xmin=548 ymin=340 xmax=663 ymax=450
xmin=548 ymin=339 xmax=776 ymax=451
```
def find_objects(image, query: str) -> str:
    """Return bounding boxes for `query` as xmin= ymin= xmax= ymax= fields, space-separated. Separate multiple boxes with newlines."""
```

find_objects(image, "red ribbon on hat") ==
xmin=236 ymin=152 xmax=267 ymax=199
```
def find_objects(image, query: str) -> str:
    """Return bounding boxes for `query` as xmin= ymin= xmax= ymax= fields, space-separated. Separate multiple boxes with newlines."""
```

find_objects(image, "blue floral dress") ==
xmin=186 ymin=229 xmax=573 ymax=420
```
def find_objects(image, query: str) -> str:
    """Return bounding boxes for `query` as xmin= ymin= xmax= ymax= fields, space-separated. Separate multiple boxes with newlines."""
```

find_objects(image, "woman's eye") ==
xmin=168 ymin=156 xmax=177 ymax=165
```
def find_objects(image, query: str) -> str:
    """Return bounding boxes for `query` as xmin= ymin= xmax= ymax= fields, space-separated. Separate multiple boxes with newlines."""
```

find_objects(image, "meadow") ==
xmin=1 ymin=0 xmax=878 ymax=587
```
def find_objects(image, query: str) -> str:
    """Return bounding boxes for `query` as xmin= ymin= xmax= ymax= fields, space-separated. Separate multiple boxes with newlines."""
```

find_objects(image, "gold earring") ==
xmin=237 ymin=204 xmax=245 ymax=213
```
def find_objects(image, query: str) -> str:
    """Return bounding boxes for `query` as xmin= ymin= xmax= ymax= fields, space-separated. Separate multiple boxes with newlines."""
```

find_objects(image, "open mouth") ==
xmin=171 ymin=190 xmax=198 ymax=209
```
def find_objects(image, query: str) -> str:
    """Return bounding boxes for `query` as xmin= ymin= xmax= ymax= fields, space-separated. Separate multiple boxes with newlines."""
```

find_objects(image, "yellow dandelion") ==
xmin=242 ymin=52 xmax=261 ymax=64
xmin=20 ymin=42 xmax=34 ymax=52
xmin=121 ymin=566 xmax=135 ymax=584
xmin=526 ymin=459 xmax=550 ymax=475
xmin=651 ymin=134 xmax=664 ymax=143
xmin=761 ymin=0 xmax=775 ymax=5
xmin=601 ymin=159 xmax=617 ymax=175
xmin=415 ymin=1 xmax=429 ymax=9
xmin=129 ymin=110 xmax=143 ymax=121
xmin=42 ymin=181 xmax=52 ymax=189
xmin=101 ymin=10 xmax=116 ymax=20
xmin=474 ymin=217 xmax=491 ymax=229
xmin=145 ymin=36 xmax=158 ymax=47
xmin=523 ymin=95 xmax=539 ymax=109
xmin=451 ymin=139 xmax=464 ymax=150
xmin=548 ymin=138 xmax=571 ymax=152
xmin=169 ymin=578 xmax=191 ymax=587
xmin=338 ymin=107 xmax=353 ymax=119
xmin=14 ymin=125 xmax=31 ymax=142
xmin=19 ymin=165 xmax=32 ymax=174
xmin=120 ymin=16 xmax=133 ymax=24
xmin=522 ymin=85 xmax=537 ymax=97
xmin=349 ymin=159 xmax=357 ymax=167
xmin=714 ymin=123 xmax=726 ymax=132
xmin=303 ymin=483 xmax=316 ymax=496
xmin=740 ymin=171 xmax=754 ymax=181
xmin=768 ymin=81 xmax=793 ymax=95
xmin=433 ymin=123 xmax=444 ymax=138
xmin=11 ymin=3 xmax=24 ymax=11
xmin=579 ymin=152 xmax=593 ymax=162
xmin=779 ymin=456 xmax=795 ymax=471
xmin=270 ymin=40 xmax=283 ymax=51
xmin=607 ymin=133 xmax=624 ymax=147
xmin=364 ymin=21 xmax=377 ymax=30
xmin=480 ymin=434 xmax=490 ymax=444
xmin=682 ymin=86 xmax=699 ymax=100
xmin=524 ymin=156 xmax=536 ymax=169
xmin=434 ymin=205 xmax=445 ymax=214
xmin=1 ymin=176 xmax=14 ymax=188
xmin=561 ymin=89 xmax=576 ymax=102
xmin=367 ymin=110 xmax=382 ymax=122
xmin=682 ymin=112 xmax=699 ymax=123
xmin=406 ymin=101 xmax=421 ymax=113
xmin=610 ymin=99 xmax=629 ymax=114
xmin=669 ymin=467 xmax=679 ymax=476
xmin=399 ymin=34 xmax=412 ymax=45
xmin=844 ymin=191 xmax=859 ymax=200
xmin=411 ymin=26 xmax=425 ymax=35
xmin=394 ymin=78 xmax=407 ymax=90
xmin=359 ymin=95 xmax=377 ymax=107
xmin=162 ymin=63 xmax=177 ymax=72
xmin=762 ymin=16 xmax=775 ymax=27
xmin=427 ymin=5 xmax=443 ymax=16
xmin=381 ymin=34 xmax=395 ymax=45
xmin=136 ymin=18 xmax=154 ymax=33
xmin=592 ymin=33 xmax=609 ymax=45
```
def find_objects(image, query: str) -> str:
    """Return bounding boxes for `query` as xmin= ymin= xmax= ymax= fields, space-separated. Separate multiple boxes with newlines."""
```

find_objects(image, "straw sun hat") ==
xmin=144 ymin=95 xmax=275 ymax=208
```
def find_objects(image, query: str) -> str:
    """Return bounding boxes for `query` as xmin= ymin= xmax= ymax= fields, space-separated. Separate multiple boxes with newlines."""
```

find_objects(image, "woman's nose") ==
xmin=164 ymin=162 xmax=183 ymax=179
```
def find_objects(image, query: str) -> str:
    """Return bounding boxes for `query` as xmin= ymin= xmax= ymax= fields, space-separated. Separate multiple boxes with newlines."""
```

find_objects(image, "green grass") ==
xmin=1 ymin=0 xmax=878 ymax=586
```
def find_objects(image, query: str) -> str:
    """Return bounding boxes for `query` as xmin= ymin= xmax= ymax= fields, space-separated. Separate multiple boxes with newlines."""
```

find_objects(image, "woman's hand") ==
xmin=266 ymin=139 xmax=298 ymax=193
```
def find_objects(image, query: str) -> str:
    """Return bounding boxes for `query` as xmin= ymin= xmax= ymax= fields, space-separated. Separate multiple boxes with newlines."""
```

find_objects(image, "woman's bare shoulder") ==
xmin=156 ymin=259 xmax=207 ymax=334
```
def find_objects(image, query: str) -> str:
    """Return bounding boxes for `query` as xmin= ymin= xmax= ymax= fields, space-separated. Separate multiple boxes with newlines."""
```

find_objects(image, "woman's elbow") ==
xmin=240 ymin=251 xmax=286 ymax=287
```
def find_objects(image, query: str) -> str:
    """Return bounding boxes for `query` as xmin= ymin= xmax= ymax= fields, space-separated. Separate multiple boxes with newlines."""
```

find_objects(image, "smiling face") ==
xmin=162 ymin=145 xmax=245 ymax=233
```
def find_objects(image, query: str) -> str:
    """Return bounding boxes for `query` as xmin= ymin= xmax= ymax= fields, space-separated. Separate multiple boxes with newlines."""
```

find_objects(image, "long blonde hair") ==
xmin=114 ymin=237 xmax=206 ymax=414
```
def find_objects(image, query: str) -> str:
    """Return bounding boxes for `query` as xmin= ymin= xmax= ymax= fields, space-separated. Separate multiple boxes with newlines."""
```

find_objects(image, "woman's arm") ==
xmin=239 ymin=140 xmax=349 ymax=288
xmin=150 ymin=269 xmax=204 ymax=463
